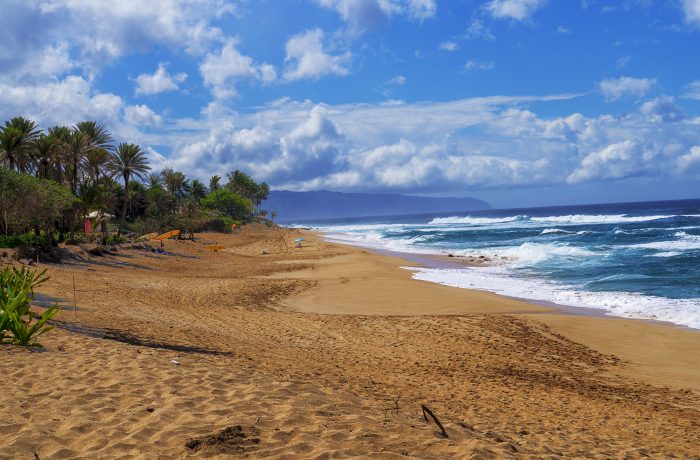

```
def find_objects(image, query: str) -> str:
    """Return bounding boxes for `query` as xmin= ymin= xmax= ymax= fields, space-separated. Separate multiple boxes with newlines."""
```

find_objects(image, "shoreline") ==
xmin=317 ymin=230 xmax=700 ymax=332
xmin=2 ymin=226 xmax=699 ymax=457
xmin=297 ymin=229 xmax=700 ymax=391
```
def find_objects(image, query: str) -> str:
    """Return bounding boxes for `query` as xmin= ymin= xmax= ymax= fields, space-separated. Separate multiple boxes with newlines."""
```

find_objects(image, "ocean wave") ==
xmin=531 ymin=214 xmax=675 ymax=225
xmin=429 ymin=215 xmax=524 ymax=225
xmin=626 ymin=232 xmax=700 ymax=252
xmin=455 ymin=242 xmax=597 ymax=266
xmin=540 ymin=228 xmax=573 ymax=235
xmin=406 ymin=266 xmax=700 ymax=329
xmin=650 ymin=251 xmax=682 ymax=257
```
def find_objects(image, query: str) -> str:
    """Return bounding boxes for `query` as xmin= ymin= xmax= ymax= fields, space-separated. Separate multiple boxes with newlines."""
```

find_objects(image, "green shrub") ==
xmin=0 ymin=233 xmax=52 ymax=249
xmin=101 ymin=235 xmax=127 ymax=245
xmin=0 ymin=266 xmax=58 ymax=347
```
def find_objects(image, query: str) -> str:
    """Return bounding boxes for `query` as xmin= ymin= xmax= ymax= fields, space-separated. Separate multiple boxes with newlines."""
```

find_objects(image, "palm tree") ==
xmin=161 ymin=168 xmax=190 ymax=203
xmin=147 ymin=173 xmax=163 ymax=189
xmin=76 ymin=121 xmax=114 ymax=153
xmin=0 ymin=117 xmax=40 ymax=172
xmin=107 ymin=143 xmax=150 ymax=236
xmin=209 ymin=175 xmax=221 ymax=192
xmin=189 ymin=179 xmax=207 ymax=203
xmin=47 ymin=125 xmax=71 ymax=183
xmin=31 ymin=133 xmax=59 ymax=180
xmin=83 ymin=147 xmax=110 ymax=181
xmin=0 ymin=126 xmax=24 ymax=171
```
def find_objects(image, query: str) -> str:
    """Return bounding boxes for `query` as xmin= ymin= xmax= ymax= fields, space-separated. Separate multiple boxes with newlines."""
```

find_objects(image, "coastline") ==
xmin=297 ymin=229 xmax=700 ymax=391
xmin=319 ymin=228 xmax=700 ymax=330
xmin=2 ymin=226 xmax=699 ymax=458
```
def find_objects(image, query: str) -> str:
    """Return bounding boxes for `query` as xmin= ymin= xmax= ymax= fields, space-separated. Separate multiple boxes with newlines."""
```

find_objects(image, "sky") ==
xmin=1 ymin=0 xmax=700 ymax=208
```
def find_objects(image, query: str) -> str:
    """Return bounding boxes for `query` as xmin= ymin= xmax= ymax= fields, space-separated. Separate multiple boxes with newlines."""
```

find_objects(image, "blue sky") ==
xmin=1 ymin=0 xmax=700 ymax=208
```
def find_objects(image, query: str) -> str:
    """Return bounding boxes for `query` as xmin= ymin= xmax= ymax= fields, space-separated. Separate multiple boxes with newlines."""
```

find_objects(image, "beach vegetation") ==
xmin=0 ymin=115 xmax=272 ymax=249
xmin=0 ymin=266 xmax=58 ymax=347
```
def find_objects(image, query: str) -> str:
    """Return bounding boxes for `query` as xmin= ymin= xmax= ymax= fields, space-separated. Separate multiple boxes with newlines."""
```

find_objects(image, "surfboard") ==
xmin=153 ymin=229 xmax=181 ymax=241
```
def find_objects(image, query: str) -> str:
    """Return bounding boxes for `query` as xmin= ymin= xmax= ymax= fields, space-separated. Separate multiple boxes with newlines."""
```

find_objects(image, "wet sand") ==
xmin=1 ymin=226 xmax=699 ymax=458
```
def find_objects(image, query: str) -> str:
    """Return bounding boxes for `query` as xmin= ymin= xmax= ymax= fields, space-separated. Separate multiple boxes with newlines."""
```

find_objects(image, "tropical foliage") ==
xmin=0 ymin=266 xmax=58 ymax=347
xmin=0 ymin=116 xmax=271 ymax=244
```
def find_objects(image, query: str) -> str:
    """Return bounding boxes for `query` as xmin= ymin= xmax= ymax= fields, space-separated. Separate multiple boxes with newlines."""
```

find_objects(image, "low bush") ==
xmin=0 ymin=266 xmax=58 ymax=347
xmin=0 ymin=233 xmax=52 ymax=249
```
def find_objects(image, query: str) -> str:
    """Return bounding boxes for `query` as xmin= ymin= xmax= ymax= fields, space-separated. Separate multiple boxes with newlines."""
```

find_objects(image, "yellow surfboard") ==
xmin=153 ymin=229 xmax=181 ymax=241
xmin=136 ymin=232 xmax=158 ymax=241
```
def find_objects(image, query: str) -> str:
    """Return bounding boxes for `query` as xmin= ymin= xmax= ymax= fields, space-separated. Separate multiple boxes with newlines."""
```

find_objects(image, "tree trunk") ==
xmin=117 ymin=174 xmax=129 ymax=236
xmin=69 ymin=210 xmax=76 ymax=241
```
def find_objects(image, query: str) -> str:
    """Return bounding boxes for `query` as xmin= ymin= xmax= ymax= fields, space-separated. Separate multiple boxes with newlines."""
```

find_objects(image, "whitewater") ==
xmin=300 ymin=199 xmax=700 ymax=329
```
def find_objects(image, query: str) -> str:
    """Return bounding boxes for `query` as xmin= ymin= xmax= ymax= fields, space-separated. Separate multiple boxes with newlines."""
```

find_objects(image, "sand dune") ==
xmin=1 ymin=226 xmax=699 ymax=458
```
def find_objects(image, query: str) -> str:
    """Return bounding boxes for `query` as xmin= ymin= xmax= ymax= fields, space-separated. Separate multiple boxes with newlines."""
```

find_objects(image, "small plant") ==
xmin=0 ymin=266 xmax=59 ymax=347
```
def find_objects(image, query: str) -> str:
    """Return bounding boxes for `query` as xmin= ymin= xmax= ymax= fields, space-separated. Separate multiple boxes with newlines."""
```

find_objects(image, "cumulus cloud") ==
xmin=284 ymin=29 xmax=350 ymax=81
xmin=199 ymin=39 xmax=276 ymax=99
xmin=567 ymin=140 xmax=646 ymax=183
xmin=599 ymin=76 xmax=655 ymax=101
xmin=317 ymin=0 xmax=436 ymax=33
xmin=677 ymin=146 xmax=700 ymax=173
xmin=0 ymin=76 xmax=123 ymax=127
xmin=135 ymin=63 xmax=187 ymax=96
xmin=682 ymin=0 xmax=700 ymax=25
xmin=487 ymin=0 xmax=547 ymax=21
xmin=639 ymin=96 xmax=684 ymax=123
xmin=439 ymin=41 xmax=458 ymax=51
xmin=83 ymin=89 xmax=694 ymax=193
xmin=682 ymin=80 xmax=700 ymax=99
xmin=27 ymin=0 xmax=235 ymax=73
xmin=465 ymin=20 xmax=496 ymax=41
xmin=464 ymin=60 xmax=495 ymax=71
xmin=124 ymin=104 xmax=162 ymax=127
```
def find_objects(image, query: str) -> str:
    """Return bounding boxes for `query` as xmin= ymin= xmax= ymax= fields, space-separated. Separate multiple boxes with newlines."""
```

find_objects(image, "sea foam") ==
xmin=407 ymin=266 xmax=700 ymax=329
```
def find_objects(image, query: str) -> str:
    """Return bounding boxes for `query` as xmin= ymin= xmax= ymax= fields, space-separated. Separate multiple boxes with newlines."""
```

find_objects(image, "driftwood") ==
xmin=421 ymin=404 xmax=448 ymax=438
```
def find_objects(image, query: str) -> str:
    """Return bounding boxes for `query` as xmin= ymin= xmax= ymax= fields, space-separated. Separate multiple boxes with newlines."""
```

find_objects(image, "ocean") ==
xmin=296 ymin=199 xmax=700 ymax=329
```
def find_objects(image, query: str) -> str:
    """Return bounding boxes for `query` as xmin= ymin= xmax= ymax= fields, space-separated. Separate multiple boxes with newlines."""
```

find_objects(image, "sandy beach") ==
xmin=1 ymin=226 xmax=699 ymax=459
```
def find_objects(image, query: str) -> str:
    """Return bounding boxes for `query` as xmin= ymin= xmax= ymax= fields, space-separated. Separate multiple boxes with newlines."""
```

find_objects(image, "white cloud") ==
xmin=199 ymin=39 xmax=276 ymax=99
xmin=616 ymin=55 xmax=631 ymax=69
xmin=135 ymin=63 xmax=187 ymax=96
xmin=599 ymin=76 xmax=656 ymax=101
xmin=284 ymin=29 xmax=350 ymax=81
xmin=32 ymin=0 xmax=235 ymax=71
xmin=639 ymin=96 xmax=684 ymax=123
xmin=556 ymin=26 xmax=571 ymax=34
xmin=388 ymin=75 xmax=406 ymax=85
xmin=317 ymin=0 xmax=436 ymax=33
xmin=464 ymin=60 xmax=495 ymax=71
xmin=487 ymin=0 xmax=547 ymax=21
xmin=567 ymin=140 xmax=646 ymax=183
xmin=682 ymin=0 xmax=700 ymax=25
xmin=0 ymin=76 xmax=123 ymax=127
xmin=439 ymin=41 xmax=458 ymax=51
xmin=98 ymin=90 xmax=698 ymax=193
xmin=676 ymin=146 xmax=700 ymax=173
xmin=465 ymin=20 xmax=496 ymax=41
xmin=124 ymin=104 xmax=162 ymax=127
xmin=682 ymin=80 xmax=700 ymax=100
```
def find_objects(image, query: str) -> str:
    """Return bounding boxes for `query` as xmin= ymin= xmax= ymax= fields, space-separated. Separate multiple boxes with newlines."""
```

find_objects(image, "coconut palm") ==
xmin=83 ymin=147 xmax=110 ymax=181
xmin=209 ymin=175 xmax=221 ymax=192
xmin=31 ymin=133 xmax=59 ymax=180
xmin=189 ymin=179 xmax=207 ymax=203
xmin=76 ymin=121 xmax=113 ymax=153
xmin=161 ymin=168 xmax=190 ymax=202
xmin=147 ymin=173 xmax=163 ymax=189
xmin=0 ymin=117 xmax=40 ymax=172
xmin=107 ymin=143 xmax=150 ymax=236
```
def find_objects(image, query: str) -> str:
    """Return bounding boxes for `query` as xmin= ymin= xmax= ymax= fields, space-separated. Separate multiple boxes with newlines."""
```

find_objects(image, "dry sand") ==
xmin=1 ymin=226 xmax=699 ymax=459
